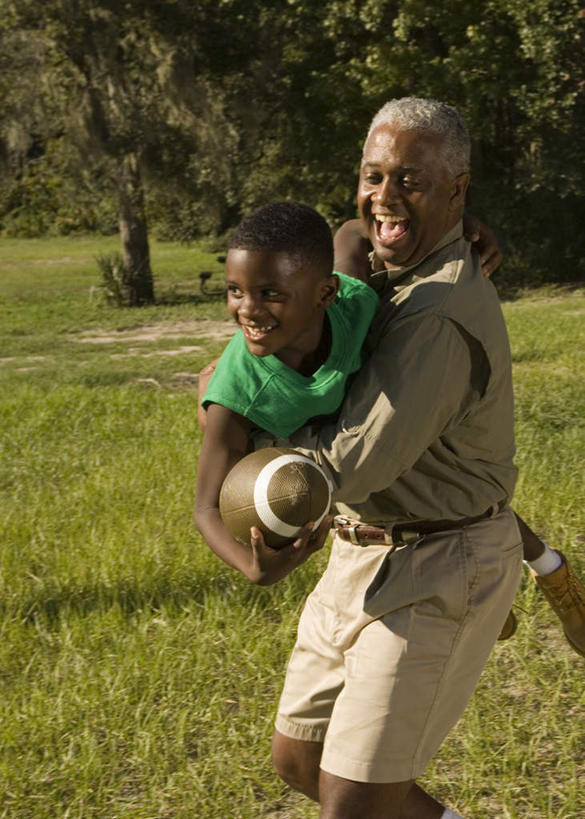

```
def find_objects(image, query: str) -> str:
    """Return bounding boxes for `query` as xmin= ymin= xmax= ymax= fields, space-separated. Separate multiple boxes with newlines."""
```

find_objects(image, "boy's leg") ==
xmin=497 ymin=609 xmax=518 ymax=640
xmin=514 ymin=512 xmax=585 ymax=657
xmin=515 ymin=512 xmax=560 ymax=567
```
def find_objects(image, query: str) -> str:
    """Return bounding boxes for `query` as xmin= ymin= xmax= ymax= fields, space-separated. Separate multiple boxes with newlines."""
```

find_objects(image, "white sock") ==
xmin=525 ymin=542 xmax=562 ymax=576
xmin=441 ymin=809 xmax=464 ymax=819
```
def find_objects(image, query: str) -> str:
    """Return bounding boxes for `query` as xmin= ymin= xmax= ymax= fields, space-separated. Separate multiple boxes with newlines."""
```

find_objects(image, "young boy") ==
xmin=194 ymin=201 xmax=378 ymax=586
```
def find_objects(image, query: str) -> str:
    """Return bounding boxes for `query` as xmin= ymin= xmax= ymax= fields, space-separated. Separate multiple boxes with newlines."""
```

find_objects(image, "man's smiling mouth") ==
xmin=375 ymin=214 xmax=409 ymax=244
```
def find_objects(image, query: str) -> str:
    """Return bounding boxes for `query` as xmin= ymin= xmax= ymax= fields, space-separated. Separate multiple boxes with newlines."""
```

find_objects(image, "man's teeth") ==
xmin=375 ymin=215 xmax=406 ymax=223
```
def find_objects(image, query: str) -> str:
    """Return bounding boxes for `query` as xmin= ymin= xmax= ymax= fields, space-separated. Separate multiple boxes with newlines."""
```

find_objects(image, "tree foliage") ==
xmin=1 ymin=0 xmax=584 ymax=289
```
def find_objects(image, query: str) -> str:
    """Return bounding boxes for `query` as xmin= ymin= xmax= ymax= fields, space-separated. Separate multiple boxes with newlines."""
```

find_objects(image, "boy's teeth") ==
xmin=245 ymin=325 xmax=272 ymax=338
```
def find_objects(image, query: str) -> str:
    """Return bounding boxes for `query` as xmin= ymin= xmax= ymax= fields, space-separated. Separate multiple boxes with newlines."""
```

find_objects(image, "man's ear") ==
xmin=449 ymin=172 xmax=470 ymax=214
xmin=319 ymin=274 xmax=340 ymax=308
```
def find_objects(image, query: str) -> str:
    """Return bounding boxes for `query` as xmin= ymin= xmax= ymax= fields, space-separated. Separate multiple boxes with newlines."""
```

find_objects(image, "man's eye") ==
xmin=263 ymin=289 xmax=280 ymax=298
xmin=363 ymin=173 xmax=381 ymax=184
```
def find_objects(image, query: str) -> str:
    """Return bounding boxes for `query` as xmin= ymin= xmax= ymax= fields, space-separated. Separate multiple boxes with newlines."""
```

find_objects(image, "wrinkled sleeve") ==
xmin=288 ymin=313 xmax=478 ymax=504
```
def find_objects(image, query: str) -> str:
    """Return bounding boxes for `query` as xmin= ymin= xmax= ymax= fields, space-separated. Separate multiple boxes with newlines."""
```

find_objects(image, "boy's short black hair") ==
xmin=228 ymin=201 xmax=333 ymax=275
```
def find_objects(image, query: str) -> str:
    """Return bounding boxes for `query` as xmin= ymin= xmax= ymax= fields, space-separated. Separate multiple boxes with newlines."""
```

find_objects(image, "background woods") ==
xmin=1 ymin=0 xmax=585 ymax=296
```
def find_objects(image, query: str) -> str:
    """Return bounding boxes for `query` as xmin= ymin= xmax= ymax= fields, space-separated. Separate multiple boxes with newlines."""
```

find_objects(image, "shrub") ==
xmin=95 ymin=252 xmax=132 ymax=307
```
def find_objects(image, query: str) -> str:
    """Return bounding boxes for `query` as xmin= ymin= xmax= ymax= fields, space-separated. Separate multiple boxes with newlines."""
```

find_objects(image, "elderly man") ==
xmin=269 ymin=98 xmax=523 ymax=819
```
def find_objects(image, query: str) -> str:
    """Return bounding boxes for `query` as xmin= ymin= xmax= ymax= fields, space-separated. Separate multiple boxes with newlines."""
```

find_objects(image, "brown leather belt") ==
xmin=334 ymin=505 xmax=503 ymax=548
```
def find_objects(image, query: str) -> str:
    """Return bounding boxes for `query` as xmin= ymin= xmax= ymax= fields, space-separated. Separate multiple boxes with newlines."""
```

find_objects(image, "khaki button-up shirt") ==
xmin=285 ymin=221 xmax=517 ymax=525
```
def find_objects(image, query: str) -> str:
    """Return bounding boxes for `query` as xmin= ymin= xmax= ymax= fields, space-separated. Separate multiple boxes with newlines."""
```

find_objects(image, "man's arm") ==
xmin=287 ymin=314 xmax=477 ymax=504
xmin=195 ymin=403 xmax=327 ymax=585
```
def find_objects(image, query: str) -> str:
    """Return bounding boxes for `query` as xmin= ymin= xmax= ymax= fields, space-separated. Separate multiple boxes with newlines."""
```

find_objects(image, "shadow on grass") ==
xmin=498 ymin=280 xmax=585 ymax=302
xmin=93 ymin=289 xmax=226 ymax=307
xmin=154 ymin=292 xmax=225 ymax=306
xmin=9 ymin=567 xmax=292 ymax=627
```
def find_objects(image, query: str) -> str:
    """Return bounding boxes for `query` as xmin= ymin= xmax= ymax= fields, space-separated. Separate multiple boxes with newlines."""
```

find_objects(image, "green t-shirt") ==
xmin=202 ymin=272 xmax=379 ymax=438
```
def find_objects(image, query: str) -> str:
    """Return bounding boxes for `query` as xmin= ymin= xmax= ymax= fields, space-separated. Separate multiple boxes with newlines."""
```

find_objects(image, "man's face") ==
xmin=225 ymin=248 xmax=337 ymax=370
xmin=357 ymin=123 xmax=469 ymax=269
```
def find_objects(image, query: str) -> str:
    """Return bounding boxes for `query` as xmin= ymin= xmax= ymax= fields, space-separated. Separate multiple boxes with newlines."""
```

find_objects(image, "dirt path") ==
xmin=76 ymin=319 xmax=236 ymax=345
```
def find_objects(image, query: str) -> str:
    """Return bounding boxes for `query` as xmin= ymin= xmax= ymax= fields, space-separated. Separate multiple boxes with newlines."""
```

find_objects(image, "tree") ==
xmin=323 ymin=0 xmax=585 ymax=282
xmin=2 ymin=0 xmax=585 ymax=287
xmin=4 ymin=0 xmax=259 ymax=303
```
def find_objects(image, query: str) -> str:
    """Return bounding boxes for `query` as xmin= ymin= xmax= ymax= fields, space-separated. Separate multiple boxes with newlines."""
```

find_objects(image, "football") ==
xmin=219 ymin=447 xmax=332 ymax=548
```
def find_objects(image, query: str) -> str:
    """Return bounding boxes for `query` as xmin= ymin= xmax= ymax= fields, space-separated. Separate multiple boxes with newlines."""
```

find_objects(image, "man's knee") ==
xmin=271 ymin=729 xmax=322 ymax=800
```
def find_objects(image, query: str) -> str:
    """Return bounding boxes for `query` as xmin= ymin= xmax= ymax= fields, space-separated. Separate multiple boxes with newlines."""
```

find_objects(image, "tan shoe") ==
xmin=534 ymin=550 xmax=585 ymax=658
xmin=497 ymin=609 xmax=518 ymax=641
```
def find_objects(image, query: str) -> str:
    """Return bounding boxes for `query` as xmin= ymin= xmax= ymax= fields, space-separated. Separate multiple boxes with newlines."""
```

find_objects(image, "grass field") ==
xmin=1 ymin=236 xmax=584 ymax=818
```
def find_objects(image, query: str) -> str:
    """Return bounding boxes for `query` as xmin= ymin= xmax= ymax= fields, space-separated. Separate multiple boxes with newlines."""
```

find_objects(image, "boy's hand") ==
xmin=462 ymin=213 xmax=503 ymax=278
xmin=197 ymin=358 xmax=220 ymax=430
xmin=248 ymin=515 xmax=333 ymax=585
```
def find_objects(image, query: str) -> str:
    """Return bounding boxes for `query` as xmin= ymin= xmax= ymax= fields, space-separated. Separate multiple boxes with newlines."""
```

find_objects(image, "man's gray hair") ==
xmin=365 ymin=97 xmax=470 ymax=177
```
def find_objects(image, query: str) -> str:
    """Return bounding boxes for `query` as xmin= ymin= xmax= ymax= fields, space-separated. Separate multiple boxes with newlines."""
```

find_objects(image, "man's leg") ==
xmin=272 ymin=516 xmax=521 ymax=819
xmin=272 ymin=730 xmax=321 ymax=801
xmin=319 ymin=772 xmax=415 ymax=819
xmin=272 ymin=730 xmax=450 ymax=819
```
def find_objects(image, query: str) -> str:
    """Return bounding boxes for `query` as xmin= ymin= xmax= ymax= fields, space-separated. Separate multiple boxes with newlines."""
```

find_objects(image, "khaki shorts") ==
xmin=275 ymin=506 xmax=522 ymax=783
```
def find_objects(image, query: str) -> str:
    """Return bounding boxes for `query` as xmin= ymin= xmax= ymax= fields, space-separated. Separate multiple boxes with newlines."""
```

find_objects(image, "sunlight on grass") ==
xmin=0 ymin=239 xmax=584 ymax=817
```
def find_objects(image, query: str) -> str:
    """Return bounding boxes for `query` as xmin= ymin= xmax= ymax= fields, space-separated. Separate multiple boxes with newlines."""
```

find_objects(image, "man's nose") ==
xmin=374 ymin=176 xmax=399 ymax=205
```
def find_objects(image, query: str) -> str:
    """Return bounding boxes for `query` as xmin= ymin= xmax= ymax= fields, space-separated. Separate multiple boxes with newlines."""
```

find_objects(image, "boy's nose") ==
xmin=239 ymin=294 xmax=263 ymax=320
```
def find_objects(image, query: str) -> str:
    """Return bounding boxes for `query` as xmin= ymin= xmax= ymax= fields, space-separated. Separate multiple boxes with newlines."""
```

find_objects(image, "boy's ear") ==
xmin=319 ymin=274 xmax=339 ymax=308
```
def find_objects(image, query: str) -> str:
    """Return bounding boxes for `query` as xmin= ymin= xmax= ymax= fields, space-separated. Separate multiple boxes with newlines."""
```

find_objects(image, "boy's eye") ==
xmin=227 ymin=284 xmax=242 ymax=296
xmin=363 ymin=172 xmax=382 ymax=184
xmin=262 ymin=289 xmax=281 ymax=298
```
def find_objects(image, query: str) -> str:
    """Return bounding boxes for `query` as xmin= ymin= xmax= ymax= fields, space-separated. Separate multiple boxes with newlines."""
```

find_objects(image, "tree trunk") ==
xmin=118 ymin=153 xmax=154 ymax=305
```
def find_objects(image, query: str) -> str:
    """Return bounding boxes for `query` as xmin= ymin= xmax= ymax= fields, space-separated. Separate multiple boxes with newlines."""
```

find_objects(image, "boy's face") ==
xmin=225 ymin=248 xmax=338 ymax=370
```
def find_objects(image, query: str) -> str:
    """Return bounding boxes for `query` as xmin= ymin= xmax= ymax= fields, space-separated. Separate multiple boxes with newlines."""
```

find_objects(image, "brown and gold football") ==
xmin=219 ymin=447 xmax=331 ymax=548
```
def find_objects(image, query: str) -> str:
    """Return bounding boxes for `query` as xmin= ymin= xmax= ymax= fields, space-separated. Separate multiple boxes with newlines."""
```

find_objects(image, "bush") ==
xmin=95 ymin=252 xmax=132 ymax=307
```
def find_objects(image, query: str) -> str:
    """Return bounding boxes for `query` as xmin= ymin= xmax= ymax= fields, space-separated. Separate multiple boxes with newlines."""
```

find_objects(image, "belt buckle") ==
xmin=390 ymin=526 xmax=424 ymax=549
xmin=333 ymin=515 xmax=363 ymax=546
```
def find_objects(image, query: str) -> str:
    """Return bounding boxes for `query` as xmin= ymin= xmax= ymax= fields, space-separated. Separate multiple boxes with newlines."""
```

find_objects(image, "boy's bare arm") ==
xmin=333 ymin=219 xmax=373 ymax=281
xmin=461 ymin=213 xmax=503 ymax=277
xmin=194 ymin=402 xmax=256 ymax=575
xmin=197 ymin=358 xmax=220 ymax=431
xmin=194 ymin=403 xmax=329 ymax=585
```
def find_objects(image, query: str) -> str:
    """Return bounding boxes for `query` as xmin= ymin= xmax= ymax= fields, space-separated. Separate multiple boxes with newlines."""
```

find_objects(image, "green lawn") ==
xmin=1 ymin=238 xmax=584 ymax=818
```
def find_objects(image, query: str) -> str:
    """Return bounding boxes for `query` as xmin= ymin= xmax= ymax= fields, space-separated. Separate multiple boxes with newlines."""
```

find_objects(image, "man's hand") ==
xmin=248 ymin=515 xmax=333 ymax=585
xmin=462 ymin=213 xmax=503 ymax=278
xmin=197 ymin=358 xmax=220 ymax=430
